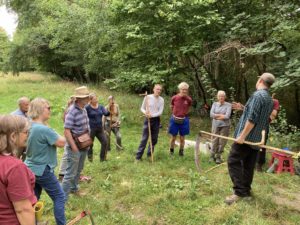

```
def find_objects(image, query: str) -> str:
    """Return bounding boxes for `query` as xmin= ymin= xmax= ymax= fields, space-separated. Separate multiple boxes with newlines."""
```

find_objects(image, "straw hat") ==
xmin=73 ymin=86 xmax=90 ymax=98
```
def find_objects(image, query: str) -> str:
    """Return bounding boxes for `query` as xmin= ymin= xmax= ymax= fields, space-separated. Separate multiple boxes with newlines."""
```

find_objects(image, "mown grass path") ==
xmin=1 ymin=72 xmax=299 ymax=225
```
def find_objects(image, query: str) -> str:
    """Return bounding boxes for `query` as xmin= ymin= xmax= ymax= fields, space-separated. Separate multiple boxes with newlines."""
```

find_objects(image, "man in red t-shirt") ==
xmin=168 ymin=82 xmax=192 ymax=156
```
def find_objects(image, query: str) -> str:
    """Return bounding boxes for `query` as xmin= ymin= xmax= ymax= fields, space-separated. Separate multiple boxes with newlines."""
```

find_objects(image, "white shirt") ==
xmin=140 ymin=94 xmax=164 ymax=118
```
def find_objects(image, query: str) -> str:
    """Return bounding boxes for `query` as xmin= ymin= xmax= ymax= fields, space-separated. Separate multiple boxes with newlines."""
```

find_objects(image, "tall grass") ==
xmin=0 ymin=72 xmax=299 ymax=225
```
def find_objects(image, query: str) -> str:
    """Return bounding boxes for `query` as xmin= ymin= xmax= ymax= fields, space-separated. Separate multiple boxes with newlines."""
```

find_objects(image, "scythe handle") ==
xmin=199 ymin=130 xmax=299 ymax=159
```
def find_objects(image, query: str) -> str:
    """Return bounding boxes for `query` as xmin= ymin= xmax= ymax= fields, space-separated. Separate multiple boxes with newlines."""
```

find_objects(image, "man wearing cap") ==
xmin=11 ymin=96 xmax=30 ymax=117
xmin=225 ymin=73 xmax=275 ymax=205
xmin=104 ymin=96 xmax=123 ymax=151
xmin=62 ymin=86 xmax=91 ymax=200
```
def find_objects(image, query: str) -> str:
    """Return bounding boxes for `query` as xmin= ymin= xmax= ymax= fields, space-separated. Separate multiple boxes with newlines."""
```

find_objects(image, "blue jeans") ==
xmin=35 ymin=166 xmax=66 ymax=225
xmin=62 ymin=145 xmax=87 ymax=200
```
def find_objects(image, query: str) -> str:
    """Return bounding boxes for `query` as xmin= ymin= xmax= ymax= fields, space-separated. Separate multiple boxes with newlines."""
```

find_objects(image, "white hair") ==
xmin=217 ymin=90 xmax=226 ymax=97
xmin=178 ymin=82 xmax=189 ymax=89
xmin=17 ymin=97 xmax=30 ymax=105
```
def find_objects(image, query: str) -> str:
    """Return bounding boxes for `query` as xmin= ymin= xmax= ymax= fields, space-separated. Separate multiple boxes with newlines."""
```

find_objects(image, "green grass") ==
xmin=1 ymin=72 xmax=300 ymax=225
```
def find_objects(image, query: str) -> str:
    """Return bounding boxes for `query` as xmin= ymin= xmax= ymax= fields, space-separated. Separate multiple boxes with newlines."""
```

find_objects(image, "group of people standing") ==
xmin=135 ymin=82 xmax=193 ymax=161
xmin=0 ymin=72 xmax=278 ymax=224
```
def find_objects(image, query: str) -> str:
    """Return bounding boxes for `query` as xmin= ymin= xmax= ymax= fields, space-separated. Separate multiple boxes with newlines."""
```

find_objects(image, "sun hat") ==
xmin=73 ymin=86 xmax=90 ymax=98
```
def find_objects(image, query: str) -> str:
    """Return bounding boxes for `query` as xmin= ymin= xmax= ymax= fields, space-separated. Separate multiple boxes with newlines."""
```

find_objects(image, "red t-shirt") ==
xmin=0 ymin=155 xmax=37 ymax=225
xmin=273 ymin=99 xmax=280 ymax=111
xmin=171 ymin=94 xmax=192 ymax=117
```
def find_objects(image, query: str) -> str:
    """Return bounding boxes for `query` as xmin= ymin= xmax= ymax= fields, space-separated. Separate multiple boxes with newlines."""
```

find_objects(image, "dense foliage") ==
xmin=1 ymin=0 xmax=300 ymax=123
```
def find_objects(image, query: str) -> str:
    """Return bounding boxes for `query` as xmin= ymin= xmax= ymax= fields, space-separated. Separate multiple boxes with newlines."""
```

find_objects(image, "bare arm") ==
xmin=235 ymin=121 xmax=255 ymax=144
xmin=232 ymin=102 xmax=244 ymax=111
xmin=270 ymin=109 xmax=278 ymax=121
xmin=13 ymin=199 xmax=35 ymax=225
xmin=64 ymin=128 xmax=78 ymax=152
xmin=55 ymin=136 xmax=66 ymax=148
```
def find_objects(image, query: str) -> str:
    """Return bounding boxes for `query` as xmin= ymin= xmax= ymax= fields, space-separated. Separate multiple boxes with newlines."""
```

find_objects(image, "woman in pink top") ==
xmin=0 ymin=115 xmax=37 ymax=225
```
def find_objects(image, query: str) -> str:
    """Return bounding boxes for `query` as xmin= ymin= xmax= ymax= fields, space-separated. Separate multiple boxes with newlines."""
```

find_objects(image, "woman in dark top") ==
xmin=85 ymin=93 xmax=110 ymax=162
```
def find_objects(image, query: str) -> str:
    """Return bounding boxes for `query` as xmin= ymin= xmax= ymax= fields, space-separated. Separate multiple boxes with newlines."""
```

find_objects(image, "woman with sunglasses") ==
xmin=0 ymin=115 xmax=36 ymax=225
xmin=25 ymin=98 xmax=66 ymax=225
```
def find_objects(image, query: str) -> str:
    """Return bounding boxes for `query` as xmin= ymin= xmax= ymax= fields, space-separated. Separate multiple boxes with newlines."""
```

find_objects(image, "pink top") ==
xmin=0 ymin=155 xmax=37 ymax=225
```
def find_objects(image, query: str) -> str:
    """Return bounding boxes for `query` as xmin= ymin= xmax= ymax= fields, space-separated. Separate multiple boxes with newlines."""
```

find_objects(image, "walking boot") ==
xmin=215 ymin=156 xmax=223 ymax=164
xmin=209 ymin=154 xmax=215 ymax=163
xmin=169 ymin=148 xmax=174 ymax=155
xmin=179 ymin=149 xmax=184 ymax=156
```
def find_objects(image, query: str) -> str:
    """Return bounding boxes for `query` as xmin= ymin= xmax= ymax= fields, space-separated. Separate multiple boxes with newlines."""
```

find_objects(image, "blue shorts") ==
xmin=168 ymin=116 xmax=190 ymax=136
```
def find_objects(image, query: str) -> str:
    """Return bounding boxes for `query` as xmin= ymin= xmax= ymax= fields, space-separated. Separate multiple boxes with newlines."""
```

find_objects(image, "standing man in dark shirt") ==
xmin=225 ymin=73 xmax=275 ymax=205
xmin=85 ymin=93 xmax=110 ymax=162
xmin=168 ymin=82 xmax=192 ymax=156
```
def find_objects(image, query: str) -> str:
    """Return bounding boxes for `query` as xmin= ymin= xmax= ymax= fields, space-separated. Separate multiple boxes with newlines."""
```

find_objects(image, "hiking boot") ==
xmin=135 ymin=158 xmax=142 ymax=164
xmin=169 ymin=148 xmax=174 ymax=155
xmin=179 ymin=149 xmax=184 ymax=156
xmin=224 ymin=194 xmax=240 ymax=205
xmin=215 ymin=157 xmax=223 ymax=164
xmin=209 ymin=155 xmax=215 ymax=163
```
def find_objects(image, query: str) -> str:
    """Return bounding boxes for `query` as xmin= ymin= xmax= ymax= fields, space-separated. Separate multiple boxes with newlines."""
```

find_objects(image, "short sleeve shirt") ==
xmin=85 ymin=104 xmax=109 ymax=129
xmin=171 ymin=95 xmax=192 ymax=118
xmin=64 ymin=104 xmax=90 ymax=135
xmin=25 ymin=122 xmax=59 ymax=176
xmin=0 ymin=155 xmax=37 ymax=225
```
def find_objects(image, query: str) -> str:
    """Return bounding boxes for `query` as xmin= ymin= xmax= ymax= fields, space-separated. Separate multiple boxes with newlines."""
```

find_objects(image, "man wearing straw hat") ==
xmin=225 ymin=73 xmax=275 ymax=205
xmin=62 ymin=86 xmax=91 ymax=199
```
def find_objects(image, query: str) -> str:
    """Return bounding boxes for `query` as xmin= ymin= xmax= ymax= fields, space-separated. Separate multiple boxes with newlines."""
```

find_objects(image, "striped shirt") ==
xmin=234 ymin=89 xmax=273 ymax=143
xmin=64 ymin=103 xmax=90 ymax=135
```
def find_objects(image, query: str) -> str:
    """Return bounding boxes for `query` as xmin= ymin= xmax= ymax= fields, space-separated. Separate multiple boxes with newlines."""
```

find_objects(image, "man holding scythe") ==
xmin=225 ymin=73 xmax=275 ymax=205
xmin=135 ymin=84 xmax=164 ymax=162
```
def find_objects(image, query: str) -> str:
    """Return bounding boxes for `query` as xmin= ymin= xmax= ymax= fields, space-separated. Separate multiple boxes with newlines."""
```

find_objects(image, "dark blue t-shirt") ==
xmin=85 ymin=104 xmax=109 ymax=129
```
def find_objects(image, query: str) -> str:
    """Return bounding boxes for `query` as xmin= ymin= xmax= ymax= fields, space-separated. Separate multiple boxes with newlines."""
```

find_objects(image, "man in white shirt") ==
xmin=135 ymin=84 xmax=164 ymax=161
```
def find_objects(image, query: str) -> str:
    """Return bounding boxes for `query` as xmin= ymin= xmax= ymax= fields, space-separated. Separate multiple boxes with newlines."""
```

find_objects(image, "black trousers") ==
xmin=228 ymin=143 xmax=258 ymax=197
xmin=88 ymin=128 xmax=108 ymax=161
xmin=136 ymin=117 xmax=160 ymax=160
